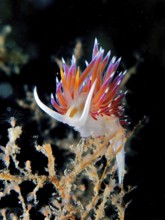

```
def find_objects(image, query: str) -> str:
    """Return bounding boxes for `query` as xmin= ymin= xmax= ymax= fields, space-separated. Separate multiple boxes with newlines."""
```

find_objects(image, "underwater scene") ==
xmin=0 ymin=0 xmax=164 ymax=219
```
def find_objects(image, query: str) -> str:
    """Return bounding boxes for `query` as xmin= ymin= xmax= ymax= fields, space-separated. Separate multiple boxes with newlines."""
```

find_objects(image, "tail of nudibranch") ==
xmin=112 ymin=127 xmax=127 ymax=184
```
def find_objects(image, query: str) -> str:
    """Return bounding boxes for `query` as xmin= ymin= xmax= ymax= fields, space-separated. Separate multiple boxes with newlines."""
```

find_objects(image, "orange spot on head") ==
xmin=69 ymin=108 xmax=78 ymax=118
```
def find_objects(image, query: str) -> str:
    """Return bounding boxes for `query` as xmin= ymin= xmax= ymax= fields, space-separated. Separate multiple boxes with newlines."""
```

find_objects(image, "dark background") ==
xmin=0 ymin=0 xmax=165 ymax=219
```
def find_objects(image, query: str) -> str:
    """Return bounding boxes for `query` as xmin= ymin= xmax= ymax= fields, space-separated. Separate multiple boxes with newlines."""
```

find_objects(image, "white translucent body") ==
xmin=74 ymin=114 xmax=121 ymax=137
xmin=34 ymin=81 xmax=125 ymax=183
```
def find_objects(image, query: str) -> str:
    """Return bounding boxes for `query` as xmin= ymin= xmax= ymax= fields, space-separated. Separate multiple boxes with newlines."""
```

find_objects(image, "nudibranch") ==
xmin=34 ymin=39 xmax=128 ymax=183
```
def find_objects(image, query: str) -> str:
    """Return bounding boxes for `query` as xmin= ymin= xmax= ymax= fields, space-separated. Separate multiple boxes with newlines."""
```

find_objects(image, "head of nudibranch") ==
xmin=34 ymin=39 xmax=127 ymax=138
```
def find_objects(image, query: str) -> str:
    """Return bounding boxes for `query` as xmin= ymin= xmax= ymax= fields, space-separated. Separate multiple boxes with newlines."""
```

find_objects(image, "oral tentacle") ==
xmin=78 ymin=79 xmax=97 ymax=125
xmin=34 ymin=87 xmax=65 ymax=123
